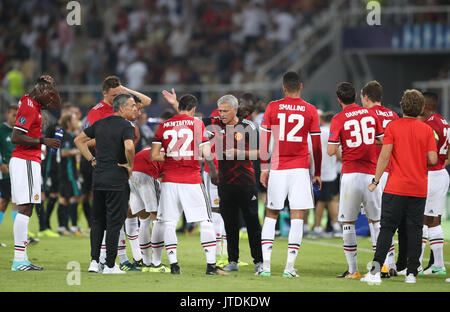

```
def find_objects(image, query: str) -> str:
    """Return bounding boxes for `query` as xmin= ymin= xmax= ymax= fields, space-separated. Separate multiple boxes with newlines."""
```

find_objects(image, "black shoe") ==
xmin=170 ymin=262 xmax=181 ymax=274
xmin=206 ymin=264 xmax=230 ymax=275
xmin=389 ymin=268 xmax=398 ymax=277
xmin=336 ymin=270 xmax=349 ymax=278
xmin=133 ymin=259 xmax=143 ymax=268
xmin=27 ymin=236 xmax=39 ymax=245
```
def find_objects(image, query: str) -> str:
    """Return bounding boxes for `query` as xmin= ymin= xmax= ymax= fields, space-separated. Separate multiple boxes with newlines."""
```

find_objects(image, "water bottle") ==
xmin=51 ymin=128 xmax=64 ymax=154
xmin=313 ymin=183 xmax=321 ymax=198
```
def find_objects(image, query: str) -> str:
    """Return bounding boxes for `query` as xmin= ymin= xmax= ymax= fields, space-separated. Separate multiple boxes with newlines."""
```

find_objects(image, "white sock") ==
xmin=343 ymin=224 xmax=358 ymax=273
xmin=286 ymin=219 xmax=303 ymax=271
xmin=200 ymin=220 xmax=217 ymax=264
xmin=164 ymin=221 xmax=178 ymax=264
xmin=125 ymin=217 xmax=141 ymax=261
xmin=13 ymin=213 xmax=29 ymax=262
xmin=211 ymin=212 xmax=223 ymax=256
xmin=261 ymin=217 xmax=277 ymax=271
xmin=419 ymin=225 xmax=428 ymax=267
xmin=138 ymin=217 xmax=152 ymax=265
xmin=369 ymin=222 xmax=380 ymax=253
xmin=151 ymin=220 xmax=165 ymax=266
xmin=100 ymin=231 xmax=106 ymax=264
xmin=117 ymin=226 xmax=128 ymax=264
xmin=428 ymin=225 xmax=445 ymax=268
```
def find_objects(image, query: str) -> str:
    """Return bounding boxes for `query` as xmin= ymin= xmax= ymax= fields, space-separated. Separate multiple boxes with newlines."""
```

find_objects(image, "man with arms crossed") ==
xmin=328 ymin=82 xmax=384 ymax=279
xmin=10 ymin=75 xmax=62 ymax=271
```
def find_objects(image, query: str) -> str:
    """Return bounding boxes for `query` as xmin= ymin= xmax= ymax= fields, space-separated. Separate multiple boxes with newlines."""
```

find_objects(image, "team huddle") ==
xmin=5 ymin=72 xmax=448 ymax=283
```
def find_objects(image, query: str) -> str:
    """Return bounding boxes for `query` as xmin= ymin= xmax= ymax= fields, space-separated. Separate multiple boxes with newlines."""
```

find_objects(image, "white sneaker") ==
xmin=103 ymin=264 xmax=126 ymax=274
xmin=405 ymin=273 xmax=416 ymax=283
xmin=282 ymin=268 xmax=299 ymax=278
xmin=360 ymin=272 xmax=381 ymax=285
xmin=397 ymin=268 xmax=407 ymax=276
xmin=88 ymin=260 xmax=100 ymax=273
xmin=445 ymin=278 xmax=450 ymax=283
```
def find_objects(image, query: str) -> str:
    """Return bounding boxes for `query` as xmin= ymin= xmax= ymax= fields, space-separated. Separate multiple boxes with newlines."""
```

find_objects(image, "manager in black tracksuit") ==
xmin=75 ymin=93 xmax=138 ymax=273
xmin=203 ymin=94 xmax=263 ymax=272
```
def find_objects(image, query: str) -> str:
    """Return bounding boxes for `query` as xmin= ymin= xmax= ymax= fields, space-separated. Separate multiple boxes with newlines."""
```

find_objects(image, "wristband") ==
xmin=371 ymin=178 xmax=379 ymax=185
xmin=89 ymin=157 xmax=96 ymax=164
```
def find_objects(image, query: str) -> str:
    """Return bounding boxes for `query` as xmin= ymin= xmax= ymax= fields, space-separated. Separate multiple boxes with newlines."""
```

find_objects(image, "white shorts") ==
xmin=266 ymin=168 xmax=314 ymax=210
xmin=157 ymin=182 xmax=211 ymax=223
xmin=129 ymin=171 xmax=160 ymax=215
xmin=424 ymin=169 xmax=449 ymax=217
xmin=338 ymin=172 xmax=381 ymax=222
xmin=202 ymin=170 xmax=220 ymax=208
xmin=10 ymin=157 xmax=42 ymax=205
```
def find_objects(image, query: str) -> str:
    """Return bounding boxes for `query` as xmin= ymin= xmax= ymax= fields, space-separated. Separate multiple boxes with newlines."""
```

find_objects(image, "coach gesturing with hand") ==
xmin=75 ymin=93 xmax=138 ymax=274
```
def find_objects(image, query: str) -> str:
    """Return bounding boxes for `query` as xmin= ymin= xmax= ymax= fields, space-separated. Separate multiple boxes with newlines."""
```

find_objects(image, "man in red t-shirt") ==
xmin=362 ymin=89 xmax=437 ymax=285
xmin=416 ymin=92 xmax=449 ymax=275
xmin=10 ymin=75 xmax=62 ymax=271
xmin=361 ymin=80 xmax=399 ymax=277
xmin=328 ymin=82 xmax=384 ymax=279
xmin=257 ymin=71 xmax=322 ymax=278
xmin=151 ymin=94 xmax=226 ymax=276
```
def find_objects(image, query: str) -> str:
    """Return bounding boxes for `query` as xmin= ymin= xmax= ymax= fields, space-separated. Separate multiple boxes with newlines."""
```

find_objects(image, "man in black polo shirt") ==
xmin=75 ymin=93 xmax=137 ymax=274
xmin=204 ymin=94 xmax=263 ymax=273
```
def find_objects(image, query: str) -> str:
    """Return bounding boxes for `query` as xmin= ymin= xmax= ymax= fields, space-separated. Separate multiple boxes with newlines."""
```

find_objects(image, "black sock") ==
xmin=69 ymin=202 xmax=78 ymax=229
xmin=57 ymin=204 xmax=69 ymax=230
xmin=45 ymin=197 xmax=58 ymax=229
xmin=36 ymin=204 xmax=47 ymax=231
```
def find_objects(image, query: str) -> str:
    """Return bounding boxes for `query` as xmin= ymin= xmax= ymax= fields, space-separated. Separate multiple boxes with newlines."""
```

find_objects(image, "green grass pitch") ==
xmin=0 ymin=206 xmax=449 ymax=292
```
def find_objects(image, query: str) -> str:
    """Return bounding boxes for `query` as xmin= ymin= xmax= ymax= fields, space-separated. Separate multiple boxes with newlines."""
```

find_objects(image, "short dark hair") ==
xmin=400 ymin=89 xmax=424 ymax=117
xmin=160 ymin=109 xmax=176 ymax=121
xmin=422 ymin=91 xmax=438 ymax=112
xmin=361 ymin=80 xmax=383 ymax=103
xmin=178 ymin=94 xmax=198 ymax=111
xmin=283 ymin=71 xmax=302 ymax=93
xmin=7 ymin=104 xmax=17 ymax=112
xmin=102 ymin=75 xmax=121 ymax=92
xmin=112 ymin=93 xmax=134 ymax=112
xmin=336 ymin=82 xmax=356 ymax=105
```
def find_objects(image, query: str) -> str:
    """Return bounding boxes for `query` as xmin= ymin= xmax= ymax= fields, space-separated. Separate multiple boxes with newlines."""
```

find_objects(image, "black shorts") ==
xmin=80 ymin=160 xmax=93 ymax=194
xmin=317 ymin=180 xmax=339 ymax=202
xmin=42 ymin=171 xmax=59 ymax=194
xmin=0 ymin=178 xmax=11 ymax=199
xmin=59 ymin=178 xmax=81 ymax=199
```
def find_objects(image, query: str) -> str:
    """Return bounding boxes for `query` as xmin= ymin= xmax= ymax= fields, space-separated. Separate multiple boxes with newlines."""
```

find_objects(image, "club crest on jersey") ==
xmin=235 ymin=132 xmax=243 ymax=141
xmin=18 ymin=117 xmax=27 ymax=125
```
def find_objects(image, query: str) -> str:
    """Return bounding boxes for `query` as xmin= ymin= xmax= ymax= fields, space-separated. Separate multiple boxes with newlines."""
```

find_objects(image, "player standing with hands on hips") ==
xmin=10 ymin=75 xmax=62 ymax=271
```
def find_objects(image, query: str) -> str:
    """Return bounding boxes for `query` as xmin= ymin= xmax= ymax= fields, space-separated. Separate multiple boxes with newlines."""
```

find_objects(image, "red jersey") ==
xmin=153 ymin=114 xmax=209 ymax=184
xmin=260 ymin=97 xmax=321 ymax=170
xmin=85 ymin=101 xmax=114 ymax=128
xmin=383 ymin=118 xmax=437 ymax=197
xmin=424 ymin=113 xmax=450 ymax=171
xmin=329 ymin=104 xmax=384 ymax=174
xmin=132 ymin=147 xmax=163 ymax=179
xmin=12 ymin=95 xmax=43 ymax=163
xmin=369 ymin=105 xmax=399 ymax=172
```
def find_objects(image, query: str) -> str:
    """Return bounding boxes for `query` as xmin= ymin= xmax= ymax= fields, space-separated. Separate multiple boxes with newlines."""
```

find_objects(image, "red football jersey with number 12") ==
xmin=153 ymin=114 xmax=209 ymax=184
xmin=329 ymin=104 xmax=384 ymax=174
xmin=12 ymin=95 xmax=43 ymax=163
xmin=260 ymin=97 xmax=321 ymax=170
xmin=425 ymin=113 xmax=450 ymax=171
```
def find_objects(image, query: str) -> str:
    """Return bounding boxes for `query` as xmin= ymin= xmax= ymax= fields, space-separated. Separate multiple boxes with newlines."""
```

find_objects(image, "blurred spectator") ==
xmin=2 ymin=62 xmax=24 ymax=100
xmin=125 ymin=57 xmax=148 ymax=90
